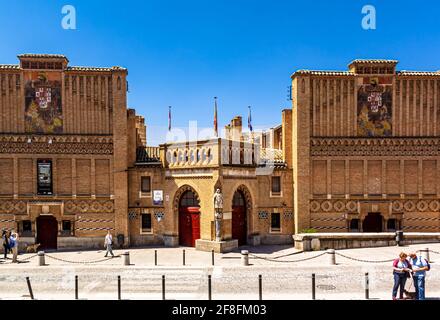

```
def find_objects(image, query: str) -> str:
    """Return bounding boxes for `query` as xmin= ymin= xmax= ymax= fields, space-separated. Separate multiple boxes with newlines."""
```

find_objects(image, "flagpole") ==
xmin=214 ymin=97 xmax=218 ymax=138
xmin=248 ymin=105 xmax=254 ymax=143
xmin=168 ymin=106 xmax=172 ymax=132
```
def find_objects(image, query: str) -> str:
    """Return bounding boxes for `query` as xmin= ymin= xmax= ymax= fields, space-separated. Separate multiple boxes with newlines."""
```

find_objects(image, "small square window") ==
xmin=271 ymin=176 xmax=281 ymax=194
xmin=350 ymin=219 xmax=360 ymax=232
xmin=62 ymin=220 xmax=71 ymax=231
xmin=141 ymin=177 xmax=151 ymax=193
xmin=387 ymin=219 xmax=397 ymax=231
xmin=141 ymin=214 xmax=152 ymax=233
xmin=23 ymin=220 xmax=32 ymax=232
xmin=271 ymin=212 xmax=281 ymax=232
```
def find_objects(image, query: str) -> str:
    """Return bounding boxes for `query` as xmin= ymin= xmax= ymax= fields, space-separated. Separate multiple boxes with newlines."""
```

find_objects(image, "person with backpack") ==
xmin=2 ymin=230 xmax=10 ymax=259
xmin=409 ymin=252 xmax=430 ymax=300
xmin=392 ymin=252 xmax=412 ymax=300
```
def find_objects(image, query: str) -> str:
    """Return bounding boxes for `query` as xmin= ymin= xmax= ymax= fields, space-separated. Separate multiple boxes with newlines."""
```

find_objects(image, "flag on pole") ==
xmin=248 ymin=106 xmax=253 ymax=132
xmin=214 ymin=97 xmax=218 ymax=137
xmin=168 ymin=106 xmax=172 ymax=131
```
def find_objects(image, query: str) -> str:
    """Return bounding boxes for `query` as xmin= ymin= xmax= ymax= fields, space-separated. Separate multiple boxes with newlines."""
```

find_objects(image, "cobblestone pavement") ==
xmin=1 ymin=243 xmax=439 ymax=300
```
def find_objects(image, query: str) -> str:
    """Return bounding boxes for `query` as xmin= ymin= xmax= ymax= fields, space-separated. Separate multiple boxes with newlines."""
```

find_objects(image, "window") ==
xmin=141 ymin=213 xmax=152 ymax=233
xmin=387 ymin=219 xmax=397 ymax=231
xmin=61 ymin=220 xmax=72 ymax=236
xmin=37 ymin=160 xmax=53 ymax=195
xmin=180 ymin=191 xmax=199 ymax=207
xmin=271 ymin=176 xmax=281 ymax=194
xmin=271 ymin=212 xmax=281 ymax=232
xmin=62 ymin=220 xmax=71 ymax=232
xmin=22 ymin=220 xmax=32 ymax=235
xmin=141 ymin=176 xmax=151 ymax=193
xmin=350 ymin=219 xmax=360 ymax=232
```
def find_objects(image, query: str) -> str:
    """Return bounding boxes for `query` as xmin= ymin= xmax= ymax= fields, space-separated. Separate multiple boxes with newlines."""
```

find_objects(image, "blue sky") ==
xmin=1 ymin=0 xmax=440 ymax=145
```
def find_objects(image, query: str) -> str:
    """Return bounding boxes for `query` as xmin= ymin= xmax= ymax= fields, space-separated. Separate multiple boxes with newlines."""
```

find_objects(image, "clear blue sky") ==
xmin=1 ymin=0 xmax=440 ymax=145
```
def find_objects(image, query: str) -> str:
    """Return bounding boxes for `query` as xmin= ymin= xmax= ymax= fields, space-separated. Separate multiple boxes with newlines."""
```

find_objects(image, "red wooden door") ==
xmin=179 ymin=207 xmax=200 ymax=247
xmin=232 ymin=206 xmax=247 ymax=246
xmin=36 ymin=216 xmax=58 ymax=250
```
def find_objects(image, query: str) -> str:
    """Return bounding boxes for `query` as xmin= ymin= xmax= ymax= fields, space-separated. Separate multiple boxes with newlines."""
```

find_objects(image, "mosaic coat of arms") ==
xmin=357 ymin=77 xmax=392 ymax=137
xmin=24 ymin=71 xmax=63 ymax=134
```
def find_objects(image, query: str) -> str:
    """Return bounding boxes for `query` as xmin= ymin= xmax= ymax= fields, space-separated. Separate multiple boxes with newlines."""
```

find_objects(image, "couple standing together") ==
xmin=2 ymin=230 xmax=19 ymax=263
xmin=393 ymin=251 xmax=430 ymax=300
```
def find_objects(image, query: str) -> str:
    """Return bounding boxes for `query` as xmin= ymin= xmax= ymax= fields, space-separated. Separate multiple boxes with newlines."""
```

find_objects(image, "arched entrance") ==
xmin=178 ymin=190 xmax=201 ymax=247
xmin=36 ymin=215 xmax=58 ymax=250
xmin=362 ymin=213 xmax=383 ymax=232
xmin=232 ymin=190 xmax=247 ymax=246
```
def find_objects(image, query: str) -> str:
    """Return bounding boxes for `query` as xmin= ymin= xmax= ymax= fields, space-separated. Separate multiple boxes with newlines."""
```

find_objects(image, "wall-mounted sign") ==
xmin=153 ymin=190 xmax=163 ymax=206
xmin=37 ymin=159 xmax=53 ymax=195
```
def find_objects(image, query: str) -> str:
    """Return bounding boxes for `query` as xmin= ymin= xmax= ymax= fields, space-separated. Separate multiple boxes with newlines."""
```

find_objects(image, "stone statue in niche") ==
xmin=213 ymin=188 xmax=223 ymax=241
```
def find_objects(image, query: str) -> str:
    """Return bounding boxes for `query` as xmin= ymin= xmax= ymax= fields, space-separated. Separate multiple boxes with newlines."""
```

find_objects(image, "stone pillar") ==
xmin=292 ymin=75 xmax=311 ymax=233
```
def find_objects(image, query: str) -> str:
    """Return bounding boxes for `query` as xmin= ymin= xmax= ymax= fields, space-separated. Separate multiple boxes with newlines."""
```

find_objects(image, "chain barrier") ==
xmin=418 ymin=249 xmax=440 ymax=255
xmin=248 ymin=252 xmax=327 ymax=263
xmin=45 ymin=254 xmax=117 ymax=264
xmin=18 ymin=254 xmax=38 ymax=262
xmin=335 ymin=252 xmax=394 ymax=263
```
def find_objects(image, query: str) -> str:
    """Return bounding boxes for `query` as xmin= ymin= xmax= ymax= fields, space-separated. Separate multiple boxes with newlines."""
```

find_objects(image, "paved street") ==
xmin=1 ymin=243 xmax=440 ymax=300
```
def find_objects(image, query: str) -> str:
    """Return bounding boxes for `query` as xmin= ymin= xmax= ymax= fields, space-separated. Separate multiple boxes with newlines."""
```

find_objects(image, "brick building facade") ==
xmin=291 ymin=59 xmax=440 ymax=233
xmin=0 ymin=54 xmax=293 ymax=251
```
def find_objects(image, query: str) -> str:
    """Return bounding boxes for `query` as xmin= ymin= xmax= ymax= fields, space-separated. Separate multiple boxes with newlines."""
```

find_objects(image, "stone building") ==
xmin=0 ymin=54 xmax=293 ymax=252
xmin=291 ymin=59 xmax=440 ymax=233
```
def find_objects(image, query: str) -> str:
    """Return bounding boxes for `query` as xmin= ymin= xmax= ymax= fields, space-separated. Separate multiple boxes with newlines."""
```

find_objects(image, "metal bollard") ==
xmin=211 ymin=249 xmax=215 ymax=266
xmin=327 ymin=249 xmax=336 ymax=265
xmin=365 ymin=273 xmax=369 ymax=300
xmin=118 ymin=275 xmax=121 ymax=300
xmin=123 ymin=251 xmax=130 ymax=266
xmin=38 ymin=251 xmax=45 ymax=266
xmin=75 ymin=275 xmax=78 ymax=300
xmin=155 ymin=250 xmax=158 ymax=266
xmin=420 ymin=248 xmax=430 ymax=263
xmin=312 ymin=273 xmax=316 ymax=300
xmin=26 ymin=277 xmax=34 ymax=300
xmin=208 ymin=275 xmax=212 ymax=300
xmin=241 ymin=250 xmax=249 ymax=266
xmin=183 ymin=249 xmax=186 ymax=266
xmin=259 ymin=275 xmax=262 ymax=300
xmin=162 ymin=275 xmax=166 ymax=300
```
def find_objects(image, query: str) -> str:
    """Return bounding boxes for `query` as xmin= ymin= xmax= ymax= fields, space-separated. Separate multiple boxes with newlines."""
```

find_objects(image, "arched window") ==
xmin=180 ymin=191 xmax=199 ymax=207
xmin=232 ymin=191 xmax=245 ymax=206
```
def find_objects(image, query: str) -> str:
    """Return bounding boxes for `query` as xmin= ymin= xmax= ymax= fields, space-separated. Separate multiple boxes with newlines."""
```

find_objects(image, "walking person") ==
xmin=409 ymin=252 xmax=430 ymax=300
xmin=104 ymin=230 xmax=114 ymax=257
xmin=392 ymin=252 xmax=412 ymax=300
xmin=9 ymin=231 xmax=19 ymax=263
xmin=2 ymin=230 xmax=9 ymax=259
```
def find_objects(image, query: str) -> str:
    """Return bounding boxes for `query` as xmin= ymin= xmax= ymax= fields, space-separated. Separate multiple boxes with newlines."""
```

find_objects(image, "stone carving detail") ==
xmin=310 ymin=200 xmax=320 ymax=212
xmin=416 ymin=200 xmax=428 ymax=212
xmin=311 ymin=137 xmax=440 ymax=157
xmin=283 ymin=210 xmax=293 ymax=220
xmin=403 ymin=200 xmax=416 ymax=212
xmin=321 ymin=200 xmax=332 ymax=212
xmin=333 ymin=200 xmax=345 ymax=212
xmin=64 ymin=200 xmax=114 ymax=214
xmin=0 ymin=200 xmax=27 ymax=214
xmin=258 ymin=211 xmax=268 ymax=219
xmin=346 ymin=201 xmax=357 ymax=212
xmin=429 ymin=200 xmax=440 ymax=212
xmin=392 ymin=200 xmax=404 ymax=212
xmin=0 ymin=135 xmax=113 ymax=155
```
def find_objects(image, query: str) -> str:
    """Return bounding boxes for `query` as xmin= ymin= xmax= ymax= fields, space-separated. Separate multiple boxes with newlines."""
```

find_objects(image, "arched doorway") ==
xmin=362 ymin=213 xmax=383 ymax=232
xmin=178 ymin=190 xmax=201 ymax=247
xmin=232 ymin=191 xmax=247 ymax=246
xmin=36 ymin=215 xmax=58 ymax=250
